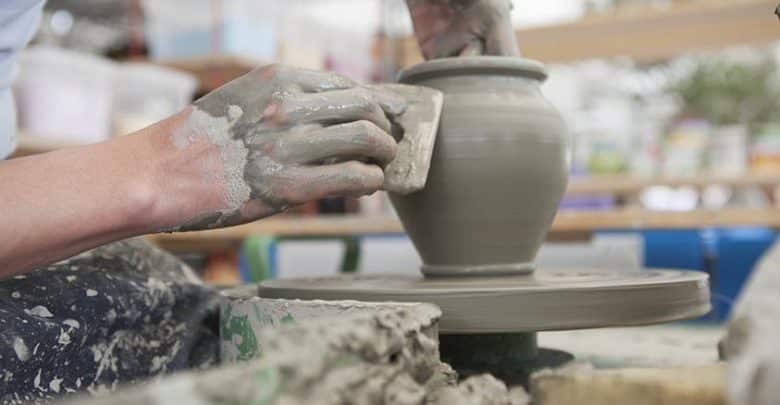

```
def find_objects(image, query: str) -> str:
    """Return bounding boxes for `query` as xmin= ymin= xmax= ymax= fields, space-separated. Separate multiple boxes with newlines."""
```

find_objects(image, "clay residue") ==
xmin=62 ymin=302 xmax=531 ymax=405
xmin=429 ymin=374 xmax=530 ymax=405
xmin=172 ymin=106 xmax=251 ymax=211
xmin=219 ymin=290 xmax=442 ymax=363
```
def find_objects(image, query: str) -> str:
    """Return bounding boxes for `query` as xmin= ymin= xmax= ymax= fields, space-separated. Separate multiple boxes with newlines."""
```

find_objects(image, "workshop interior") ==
xmin=2 ymin=0 xmax=780 ymax=404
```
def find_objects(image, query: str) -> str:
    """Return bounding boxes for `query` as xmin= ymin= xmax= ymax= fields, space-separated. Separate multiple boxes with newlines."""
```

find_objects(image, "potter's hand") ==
xmin=167 ymin=65 xmax=405 ymax=231
xmin=406 ymin=0 xmax=519 ymax=59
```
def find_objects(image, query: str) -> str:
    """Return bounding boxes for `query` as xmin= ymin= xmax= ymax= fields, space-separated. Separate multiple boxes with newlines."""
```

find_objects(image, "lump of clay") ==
xmin=428 ymin=374 xmax=530 ymax=405
xmin=61 ymin=304 xmax=449 ymax=405
xmin=58 ymin=298 xmax=530 ymax=405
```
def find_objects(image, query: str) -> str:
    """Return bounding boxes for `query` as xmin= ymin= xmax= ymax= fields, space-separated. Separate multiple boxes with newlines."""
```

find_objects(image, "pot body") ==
xmin=392 ymin=57 xmax=568 ymax=277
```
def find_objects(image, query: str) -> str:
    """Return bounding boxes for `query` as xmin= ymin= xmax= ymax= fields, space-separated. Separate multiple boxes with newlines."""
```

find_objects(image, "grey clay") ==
xmin=392 ymin=56 xmax=568 ymax=277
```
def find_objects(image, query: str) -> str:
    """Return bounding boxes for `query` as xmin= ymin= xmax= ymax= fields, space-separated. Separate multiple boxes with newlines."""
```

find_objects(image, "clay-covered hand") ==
xmin=168 ymin=65 xmax=405 ymax=231
xmin=406 ymin=0 xmax=519 ymax=60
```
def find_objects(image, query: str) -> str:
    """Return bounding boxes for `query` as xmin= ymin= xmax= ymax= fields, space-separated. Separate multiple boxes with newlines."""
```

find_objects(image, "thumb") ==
xmin=483 ymin=3 xmax=520 ymax=57
xmin=459 ymin=38 xmax=485 ymax=57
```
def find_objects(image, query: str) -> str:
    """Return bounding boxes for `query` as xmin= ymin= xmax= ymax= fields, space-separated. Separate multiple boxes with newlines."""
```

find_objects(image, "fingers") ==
xmin=281 ymin=67 xmax=358 ymax=93
xmin=267 ymin=87 xmax=406 ymax=133
xmin=277 ymin=121 xmax=398 ymax=166
xmin=484 ymin=28 xmax=519 ymax=57
xmin=426 ymin=31 xmax=478 ymax=59
xmin=459 ymin=38 xmax=485 ymax=57
xmin=363 ymin=86 xmax=407 ymax=117
xmin=483 ymin=0 xmax=520 ymax=57
xmin=410 ymin=0 xmax=519 ymax=59
xmin=281 ymin=161 xmax=385 ymax=204
xmin=248 ymin=64 xmax=357 ymax=92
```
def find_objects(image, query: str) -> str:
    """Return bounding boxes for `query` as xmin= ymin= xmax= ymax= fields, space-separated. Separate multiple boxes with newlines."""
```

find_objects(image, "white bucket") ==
xmin=15 ymin=46 xmax=117 ymax=143
xmin=114 ymin=62 xmax=197 ymax=134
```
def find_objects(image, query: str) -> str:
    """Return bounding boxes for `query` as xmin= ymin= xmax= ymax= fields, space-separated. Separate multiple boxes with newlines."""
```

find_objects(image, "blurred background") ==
xmin=10 ymin=0 xmax=780 ymax=323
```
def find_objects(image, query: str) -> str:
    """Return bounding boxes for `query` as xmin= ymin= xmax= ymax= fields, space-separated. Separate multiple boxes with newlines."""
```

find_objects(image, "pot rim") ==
xmin=398 ymin=56 xmax=547 ymax=83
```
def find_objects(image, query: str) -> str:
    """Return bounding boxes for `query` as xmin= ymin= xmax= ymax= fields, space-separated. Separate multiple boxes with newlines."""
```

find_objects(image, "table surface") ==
xmin=539 ymin=323 xmax=723 ymax=368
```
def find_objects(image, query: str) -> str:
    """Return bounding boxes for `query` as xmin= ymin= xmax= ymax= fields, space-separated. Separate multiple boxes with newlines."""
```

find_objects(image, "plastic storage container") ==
xmin=610 ymin=228 xmax=776 ymax=322
xmin=15 ymin=46 xmax=117 ymax=143
xmin=141 ymin=0 xmax=281 ymax=61
xmin=643 ymin=229 xmax=706 ymax=271
xmin=114 ymin=63 xmax=197 ymax=134
xmin=707 ymin=228 xmax=776 ymax=321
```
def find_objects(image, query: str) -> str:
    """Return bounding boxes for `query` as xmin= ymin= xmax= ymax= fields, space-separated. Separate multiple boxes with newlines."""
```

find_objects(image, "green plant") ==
xmin=670 ymin=58 xmax=780 ymax=127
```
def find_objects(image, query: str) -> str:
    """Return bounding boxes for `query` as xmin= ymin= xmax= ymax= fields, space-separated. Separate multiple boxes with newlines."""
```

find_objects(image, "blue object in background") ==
xmin=707 ymin=228 xmax=776 ymax=321
xmin=639 ymin=229 xmax=712 ymax=321
xmin=599 ymin=228 xmax=776 ymax=322
xmin=642 ymin=229 xmax=706 ymax=271
xmin=239 ymin=236 xmax=277 ymax=283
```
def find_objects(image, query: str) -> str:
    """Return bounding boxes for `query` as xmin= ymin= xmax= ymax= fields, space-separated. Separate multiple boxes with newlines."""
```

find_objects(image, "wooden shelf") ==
xmin=397 ymin=0 xmax=779 ymax=66
xmin=147 ymin=215 xmax=404 ymax=252
xmin=134 ymin=2 xmax=779 ymax=94
xmin=153 ymin=55 xmax=263 ymax=93
xmin=552 ymin=208 xmax=780 ymax=231
xmin=567 ymin=172 xmax=780 ymax=196
xmin=126 ymin=2 xmax=777 ymax=93
xmin=147 ymin=208 xmax=780 ymax=251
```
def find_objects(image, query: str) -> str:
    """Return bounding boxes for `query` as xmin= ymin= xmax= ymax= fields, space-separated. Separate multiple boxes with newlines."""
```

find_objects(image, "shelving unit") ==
xmin=153 ymin=55 xmax=262 ymax=93
xmin=397 ymin=0 xmax=779 ymax=66
xmin=14 ymin=0 xmax=780 ymax=254
xmin=567 ymin=172 xmax=780 ymax=196
xmin=146 ymin=215 xmax=403 ymax=252
xmin=131 ymin=2 xmax=780 ymax=91
xmin=12 ymin=1 xmax=769 ymax=152
xmin=147 ymin=208 xmax=780 ymax=251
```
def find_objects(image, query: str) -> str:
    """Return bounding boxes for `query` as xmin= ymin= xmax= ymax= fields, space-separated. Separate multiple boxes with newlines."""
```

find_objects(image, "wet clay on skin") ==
xmin=167 ymin=65 xmax=408 ymax=232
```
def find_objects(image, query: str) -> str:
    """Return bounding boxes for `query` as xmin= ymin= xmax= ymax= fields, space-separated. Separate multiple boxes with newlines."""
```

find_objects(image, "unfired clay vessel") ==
xmin=393 ymin=56 xmax=568 ymax=277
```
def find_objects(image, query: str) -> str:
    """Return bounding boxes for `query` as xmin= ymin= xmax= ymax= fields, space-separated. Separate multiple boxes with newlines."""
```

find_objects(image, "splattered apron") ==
xmin=0 ymin=239 xmax=221 ymax=404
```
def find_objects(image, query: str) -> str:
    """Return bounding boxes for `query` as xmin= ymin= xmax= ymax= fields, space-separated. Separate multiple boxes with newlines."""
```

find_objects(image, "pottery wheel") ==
xmin=258 ymin=268 xmax=711 ymax=334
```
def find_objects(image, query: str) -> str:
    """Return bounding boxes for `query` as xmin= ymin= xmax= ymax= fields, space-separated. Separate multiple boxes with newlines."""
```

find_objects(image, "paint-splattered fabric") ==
xmin=0 ymin=239 xmax=221 ymax=404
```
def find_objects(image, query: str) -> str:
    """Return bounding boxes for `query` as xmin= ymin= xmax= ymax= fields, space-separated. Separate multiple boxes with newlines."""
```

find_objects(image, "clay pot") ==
xmin=392 ymin=57 xmax=568 ymax=277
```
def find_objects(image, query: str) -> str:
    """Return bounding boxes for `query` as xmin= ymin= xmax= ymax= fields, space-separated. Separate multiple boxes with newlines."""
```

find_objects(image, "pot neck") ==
xmin=398 ymin=56 xmax=547 ymax=84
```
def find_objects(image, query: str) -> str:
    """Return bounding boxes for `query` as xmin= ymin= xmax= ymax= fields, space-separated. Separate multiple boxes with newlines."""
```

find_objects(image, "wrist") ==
xmin=125 ymin=108 xmax=230 ymax=233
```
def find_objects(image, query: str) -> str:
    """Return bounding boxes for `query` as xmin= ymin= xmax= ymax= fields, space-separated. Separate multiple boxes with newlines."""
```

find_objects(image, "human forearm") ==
xmin=0 ymin=112 xmax=220 ymax=276
xmin=0 ymin=65 xmax=405 ymax=276
xmin=0 ymin=134 xmax=151 ymax=275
